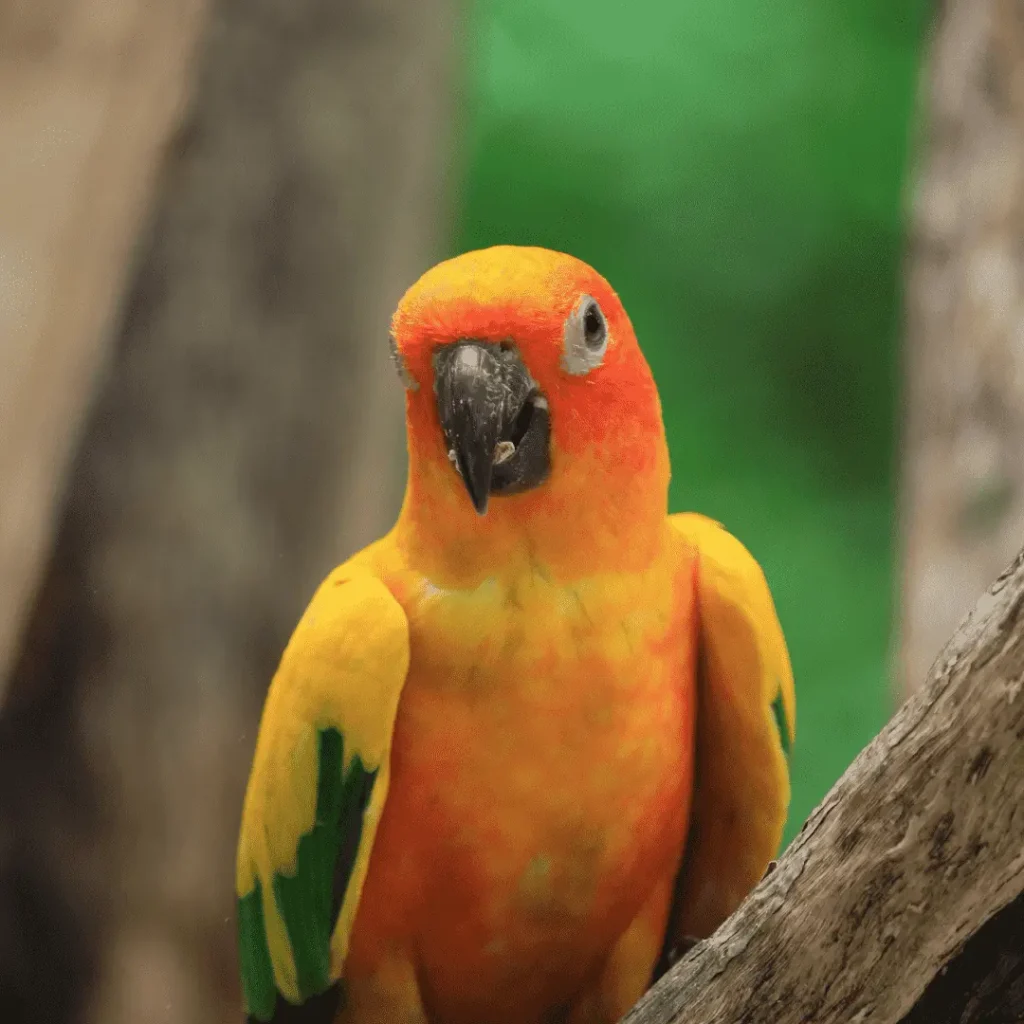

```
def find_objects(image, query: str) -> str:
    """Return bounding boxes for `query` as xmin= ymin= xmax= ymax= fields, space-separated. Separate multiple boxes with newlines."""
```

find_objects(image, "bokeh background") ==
xmin=3 ymin=0 xmax=1021 ymax=1021
xmin=454 ymin=0 xmax=928 ymax=842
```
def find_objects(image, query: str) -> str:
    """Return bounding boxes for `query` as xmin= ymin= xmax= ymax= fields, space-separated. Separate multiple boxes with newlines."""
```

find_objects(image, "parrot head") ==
xmin=390 ymin=246 xmax=669 ymax=583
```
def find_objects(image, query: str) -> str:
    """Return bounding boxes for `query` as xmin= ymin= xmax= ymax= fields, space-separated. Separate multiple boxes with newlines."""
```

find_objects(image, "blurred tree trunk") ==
xmin=900 ymin=0 xmax=1024 ymax=699
xmin=0 ymin=0 xmax=457 ymax=1021
xmin=0 ymin=0 xmax=207 ymax=702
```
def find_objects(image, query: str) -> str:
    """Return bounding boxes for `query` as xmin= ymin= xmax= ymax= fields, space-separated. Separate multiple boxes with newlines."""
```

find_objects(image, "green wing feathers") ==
xmin=667 ymin=513 xmax=795 ymax=941
xmin=236 ymin=568 xmax=410 ymax=1020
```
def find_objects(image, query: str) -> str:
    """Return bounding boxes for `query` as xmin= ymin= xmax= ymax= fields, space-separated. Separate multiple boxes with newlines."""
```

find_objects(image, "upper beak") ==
xmin=434 ymin=340 xmax=540 ymax=515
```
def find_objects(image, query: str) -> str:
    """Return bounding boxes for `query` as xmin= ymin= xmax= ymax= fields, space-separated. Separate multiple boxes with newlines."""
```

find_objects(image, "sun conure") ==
xmin=235 ymin=246 xmax=795 ymax=1024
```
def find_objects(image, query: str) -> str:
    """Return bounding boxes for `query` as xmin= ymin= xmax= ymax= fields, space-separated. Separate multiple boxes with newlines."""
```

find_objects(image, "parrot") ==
xmin=235 ymin=245 xmax=795 ymax=1024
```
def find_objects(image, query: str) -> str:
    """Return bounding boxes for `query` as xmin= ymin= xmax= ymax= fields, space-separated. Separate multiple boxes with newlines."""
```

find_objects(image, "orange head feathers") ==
xmin=389 ymin=246 xmax=670 ymax=585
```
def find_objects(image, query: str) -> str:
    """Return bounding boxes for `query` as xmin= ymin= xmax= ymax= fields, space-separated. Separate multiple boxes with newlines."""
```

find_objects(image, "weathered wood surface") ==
xmin=900 ymin=0 xmax=1024 ymax=699
xmin=0 ymin=0 xmax=208 ymax=700
xmin=624 ymin=549 xmax=1024 ymax=1023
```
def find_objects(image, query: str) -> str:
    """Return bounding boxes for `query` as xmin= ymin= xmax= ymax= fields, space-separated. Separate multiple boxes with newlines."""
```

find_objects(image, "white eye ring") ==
xmin=389 ymin=334 xmax=419 ymax=390
xmin=561 ymin=295 xmax=608 ymax=376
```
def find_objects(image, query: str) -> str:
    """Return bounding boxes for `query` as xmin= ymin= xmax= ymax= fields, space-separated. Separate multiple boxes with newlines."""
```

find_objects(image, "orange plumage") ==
xmin=235 ymin=246 xmax=794 ymax=1024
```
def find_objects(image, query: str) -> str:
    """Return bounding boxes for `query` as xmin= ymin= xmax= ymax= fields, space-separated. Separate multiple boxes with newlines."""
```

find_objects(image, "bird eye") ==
xmin=582 ymin=301 xmax=606 ymax=350
xmin=389 ymin=333 xmax=418 ymax=390
xmin=561 ymin=294 xmax=609 ymax=376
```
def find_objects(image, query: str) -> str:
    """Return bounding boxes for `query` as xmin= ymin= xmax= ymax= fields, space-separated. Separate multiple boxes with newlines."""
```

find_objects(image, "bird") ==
xmin=235 ymin=245 xmax=795 ymax=1024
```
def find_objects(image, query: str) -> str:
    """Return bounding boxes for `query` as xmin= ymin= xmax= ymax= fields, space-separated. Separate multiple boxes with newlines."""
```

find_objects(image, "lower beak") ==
xmin=433 ymin=340 xmax=548 ymax=515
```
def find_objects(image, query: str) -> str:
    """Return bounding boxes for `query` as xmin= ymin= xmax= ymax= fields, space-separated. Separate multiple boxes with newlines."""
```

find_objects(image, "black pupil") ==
xmin=583 ymin=303 xmax=604 ymax=347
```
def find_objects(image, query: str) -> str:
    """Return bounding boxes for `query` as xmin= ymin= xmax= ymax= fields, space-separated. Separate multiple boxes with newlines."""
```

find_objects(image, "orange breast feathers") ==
xmin=342 ymin=544 xmax=698 ymax=1022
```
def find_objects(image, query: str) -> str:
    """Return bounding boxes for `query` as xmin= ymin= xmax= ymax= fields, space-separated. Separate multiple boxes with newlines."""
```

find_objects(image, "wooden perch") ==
xmin=625 ymin=549 xmax=1024 ymax=1024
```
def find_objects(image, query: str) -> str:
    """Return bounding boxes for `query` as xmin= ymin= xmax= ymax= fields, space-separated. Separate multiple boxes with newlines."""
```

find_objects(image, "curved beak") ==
xmin=433 ymin=340 xmax=549 ymax=515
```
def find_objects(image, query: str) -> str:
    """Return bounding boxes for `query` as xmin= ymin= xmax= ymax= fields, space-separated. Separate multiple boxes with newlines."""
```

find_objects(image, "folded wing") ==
xmin=663 ymin=513 xmax=795 ymax=952
xmin=236 ymin=568 xmax=410 ymax=1021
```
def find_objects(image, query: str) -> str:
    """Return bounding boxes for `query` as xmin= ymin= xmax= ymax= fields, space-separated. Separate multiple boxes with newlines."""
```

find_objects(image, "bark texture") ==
xmin=624 ymin=548 xmax=1024 ymax=1024
xmin=900 ymin=0 xmax=1024 ymax=698
xmin=0 ymin=1 xmax=456 ymax=1022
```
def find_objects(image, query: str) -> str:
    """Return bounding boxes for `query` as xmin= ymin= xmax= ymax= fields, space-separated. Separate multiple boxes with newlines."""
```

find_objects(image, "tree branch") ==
xmin=625 ymin=549 xmax=1024 ymax=1024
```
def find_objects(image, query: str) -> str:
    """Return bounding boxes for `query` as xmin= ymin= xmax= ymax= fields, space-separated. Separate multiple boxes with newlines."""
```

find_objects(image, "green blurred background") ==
xmin=453 ymin=0 xmax=929 ymax=842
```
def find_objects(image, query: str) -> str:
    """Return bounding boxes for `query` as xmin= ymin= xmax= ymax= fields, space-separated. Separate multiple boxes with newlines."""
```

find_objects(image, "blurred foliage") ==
xmin=452 ymin=0 xmax=929 ymax=841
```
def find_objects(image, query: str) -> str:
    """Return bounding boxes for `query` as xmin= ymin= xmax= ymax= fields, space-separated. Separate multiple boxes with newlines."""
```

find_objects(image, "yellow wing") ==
xmin=665 ymin=513 xmax=796 ymax=947
xmin=235 ymin=565 xmax=410 ymax=1021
